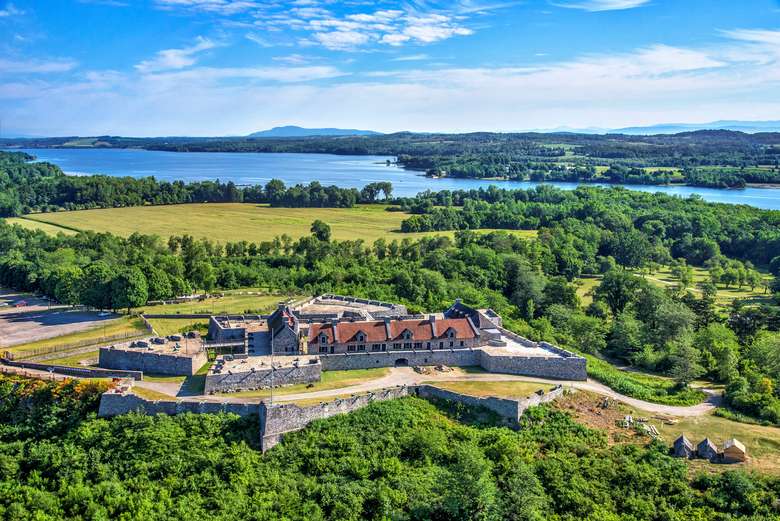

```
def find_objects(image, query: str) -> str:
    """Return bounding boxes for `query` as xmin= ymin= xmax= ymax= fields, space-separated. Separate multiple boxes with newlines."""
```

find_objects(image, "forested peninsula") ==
xmin=4 ymin=128 xmax=780 ymax=188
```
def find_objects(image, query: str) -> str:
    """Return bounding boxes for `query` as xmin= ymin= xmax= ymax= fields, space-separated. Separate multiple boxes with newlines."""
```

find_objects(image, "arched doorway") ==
xmin=394 ymin=358 xmax=409 ymax=367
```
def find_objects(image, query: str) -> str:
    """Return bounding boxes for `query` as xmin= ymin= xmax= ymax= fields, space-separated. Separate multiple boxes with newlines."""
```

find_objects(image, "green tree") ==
xmin=594 ymin=269 xmax=641 ymax=316
xmin=111 ymin=267 xmax=148 ymax=312
xmin=667 ymin=335 xmax=705 ymax=387
xmin=310 ymin=220 xmax=332 ymax=242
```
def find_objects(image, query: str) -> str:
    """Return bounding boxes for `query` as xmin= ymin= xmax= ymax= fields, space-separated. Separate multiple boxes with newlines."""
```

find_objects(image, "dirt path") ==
xmin=197 ymin=367 xmax=721 ymax=416
xmin=3 ymin=362 xmax=720 ymax=417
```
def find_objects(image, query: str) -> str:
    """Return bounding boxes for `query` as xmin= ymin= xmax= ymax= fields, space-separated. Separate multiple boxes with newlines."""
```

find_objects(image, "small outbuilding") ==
xmin=722 ymin=438 xmax=747 ymax=463
xmin=697 ymin=438 xmax=719 ymax=462
xmin=673 ymin=435 xmax=695 ymax=459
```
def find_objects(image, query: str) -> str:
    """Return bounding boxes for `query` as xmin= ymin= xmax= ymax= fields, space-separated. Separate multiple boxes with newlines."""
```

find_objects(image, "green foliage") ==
xmin=0 ymin=378 xmax=777 ymax=520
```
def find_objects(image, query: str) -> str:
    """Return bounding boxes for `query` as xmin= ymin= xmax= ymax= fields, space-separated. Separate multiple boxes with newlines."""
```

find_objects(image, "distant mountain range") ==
xmin=248 ymin=126 xmax=382 ymax=138
xmin=609 ymin=120 xmax=780 ymax=135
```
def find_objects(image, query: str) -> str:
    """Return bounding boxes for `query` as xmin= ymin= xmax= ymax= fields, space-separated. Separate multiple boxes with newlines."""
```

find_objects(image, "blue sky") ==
xmin=1 ymin=0 xmax=780 ymax=136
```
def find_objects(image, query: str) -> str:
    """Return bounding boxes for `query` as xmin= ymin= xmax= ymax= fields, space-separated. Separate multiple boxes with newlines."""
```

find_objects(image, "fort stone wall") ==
xmin=98 ymin=391 xmax=259 ymax=417
xmin=479 ymin=350 xmax=587 ymax=381
xmin=319 ymin=349 xmax=481 ymax=370
xmin=99 ymin=347 xmax=208 ymax=376
xmin=97 ymin=382 xmax=568 ymax=452
xmin=204 ymin=359 xmax=321 ymax=394
xmin=259 ymin=386 xmax=412 ymax=451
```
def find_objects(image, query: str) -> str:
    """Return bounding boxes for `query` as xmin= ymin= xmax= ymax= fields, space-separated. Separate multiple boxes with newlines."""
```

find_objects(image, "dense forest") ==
xmin=0 ymin=151 xmax=391 ymax=217
xmin=5 ymin=129 xmax=780 ymax=187
xmin=1 ymin=374 xmax=779 ymax=520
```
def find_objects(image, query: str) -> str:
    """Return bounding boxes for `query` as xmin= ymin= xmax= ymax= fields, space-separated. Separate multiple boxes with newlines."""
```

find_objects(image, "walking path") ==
xmin=160 ymin=367 xmax=720 ymax=416
xmin=2 ymin=362 xmax=720 ymax=417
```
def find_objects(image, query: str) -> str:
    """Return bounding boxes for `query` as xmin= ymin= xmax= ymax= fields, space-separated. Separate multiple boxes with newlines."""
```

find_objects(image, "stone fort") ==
xmin=203 ymin=295 xmax=586 ymax=394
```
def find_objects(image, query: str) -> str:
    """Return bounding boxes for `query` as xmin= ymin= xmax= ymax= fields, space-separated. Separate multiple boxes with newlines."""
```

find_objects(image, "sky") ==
xmin=1 ymin=0 xmax=780 ymax=136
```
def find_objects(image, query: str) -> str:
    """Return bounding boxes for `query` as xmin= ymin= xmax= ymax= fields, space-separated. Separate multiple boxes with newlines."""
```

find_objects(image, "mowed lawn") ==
xmin=7 ymin=203 xmax=537 ymax=243
xmin=425 ymin=380 xmax=555 ymax=398
xmin=139 ymin=293 xmax=304 ymax=316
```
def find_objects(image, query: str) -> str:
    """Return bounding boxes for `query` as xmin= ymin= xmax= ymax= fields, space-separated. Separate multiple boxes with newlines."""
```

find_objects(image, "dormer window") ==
xmin=320 ymin=334 xmax=327 ymax=343
xmin=358 ymin=334 xmax=364 ymax=342
xmin=448 ymin=330 xmax=455 ymax=338
xmin=403 ymin=330 xmax=412 ymax=340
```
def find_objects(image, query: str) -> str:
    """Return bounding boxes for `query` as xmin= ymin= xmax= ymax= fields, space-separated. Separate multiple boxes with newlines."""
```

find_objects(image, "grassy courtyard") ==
xmin=424 ymin=380 xmax=555 ymax=398
xmin=139 ymin=292 xmax=302 ymax=316
xmin=216 ymin=367 xmax=390 ymax=399
xmin=7 ymin=204 xmax=537 ymax=244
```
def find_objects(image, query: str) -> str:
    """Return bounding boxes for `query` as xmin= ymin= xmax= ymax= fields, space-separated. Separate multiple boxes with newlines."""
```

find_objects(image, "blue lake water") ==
xmin=14 ymin=147 xmax=780 ymax=210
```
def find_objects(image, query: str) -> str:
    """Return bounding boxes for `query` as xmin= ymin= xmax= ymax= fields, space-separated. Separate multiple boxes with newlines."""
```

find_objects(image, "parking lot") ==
xmin=0 ymin=289 xmax=118 ymax=348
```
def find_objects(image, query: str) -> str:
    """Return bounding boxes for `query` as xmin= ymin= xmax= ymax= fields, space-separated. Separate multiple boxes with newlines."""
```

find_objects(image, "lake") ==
xmin=14 ymin=147 xmax=780 ymax=210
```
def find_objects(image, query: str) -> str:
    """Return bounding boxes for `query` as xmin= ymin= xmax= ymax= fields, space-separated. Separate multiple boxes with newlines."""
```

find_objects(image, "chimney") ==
xmin=384 ymin=317 xmax=392 ymax=339
xmin=331 ymin=319 xmax=340 ymax=343
xmin=429 ymin=315 xmax=437 ymax=337
xmin=455 ymin=298 xmax=462 ymax=305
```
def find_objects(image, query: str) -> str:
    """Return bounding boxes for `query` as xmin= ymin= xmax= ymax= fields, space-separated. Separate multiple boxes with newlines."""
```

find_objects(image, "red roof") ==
xmin=308 ymin=318 xmax=476 ymax=344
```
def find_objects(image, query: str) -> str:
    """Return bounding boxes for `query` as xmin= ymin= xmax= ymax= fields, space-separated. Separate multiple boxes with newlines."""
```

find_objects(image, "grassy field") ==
xmin=424 ymin=381 xmax=555 ymax=398
xmin=576 ymin=266 xmax=772 ymax=311
xmin=145 ymin=318 xmax=210 ymax=337
xmin=560 ymin=392 xmax=780 ymax=474
xmin=43 ymin=349 xmax=100 ymax=367
xmin=641 ymin=265 xmax=773 ymax=309
xmin=216 ymin=367 xmax=390 ymax=399
xmin=138 ymin=293 xmax=303 ymax=316
xmin=6 ymin=316 xmax=148 ymax=358
xmin=653 ymin=412 xmax=780 ymax=474
xmin=8 ymin=204 xmax=537 ymax=244
xmin=5 ymin=218 xmax=77 ymax=235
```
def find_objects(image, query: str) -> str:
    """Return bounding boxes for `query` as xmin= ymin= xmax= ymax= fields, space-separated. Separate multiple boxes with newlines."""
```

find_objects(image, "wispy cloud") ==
xmin=554 ymin=0 xmax=650 ymax=11
xmin=135 ymin=36 xmax=219 ymax=73
xmin=154 ymin=0 xmax=259 ymax=15
xmin=0 ymin=2 xmax=22 ymax=17
xmin=0 ymin=58 xmax=77 ymax=74
xmin=392 ymin=54 xmax=430 ymax=61
xmin=153 ymin=1 xmax=497 ymax=51
xmin=144 ymin=65 xmax=346 ymax=84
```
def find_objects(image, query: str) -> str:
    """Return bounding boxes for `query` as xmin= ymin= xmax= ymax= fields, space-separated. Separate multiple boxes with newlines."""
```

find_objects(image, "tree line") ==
xmin=0 ymin=151 xmax=392 ymax=216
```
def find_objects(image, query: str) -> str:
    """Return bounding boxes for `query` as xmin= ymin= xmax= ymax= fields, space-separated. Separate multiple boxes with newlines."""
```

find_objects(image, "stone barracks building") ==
xmin=203 ymin=295 xmax=587 ymax=394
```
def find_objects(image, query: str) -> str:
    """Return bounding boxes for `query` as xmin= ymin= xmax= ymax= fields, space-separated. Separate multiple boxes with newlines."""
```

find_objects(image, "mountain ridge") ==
xmin=248 ymin=125 xmax=382 ymax=138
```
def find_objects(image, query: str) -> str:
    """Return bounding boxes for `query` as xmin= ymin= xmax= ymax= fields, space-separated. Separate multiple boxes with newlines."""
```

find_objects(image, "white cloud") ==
xmin=391 ymin=54 xmax=430 ymax=61
xmin=154 ymin=0 xmax=259 ymax=15
xmin=314 ymin=30 xmax=370 ymax=50
xmin=0 ymin=3 xmax=22 ymax=17
xmin=8 ymin=27 xmax=780 ymax=136
xmin=554 ymin=0 xmax=650 ymax=11
xmin=144 ymin=65 xmax=346 ymax=84
xmin=0 ymin=58 xmax=77 ymax=74
xmin=135 ymin=36 xmax=218 ymax=73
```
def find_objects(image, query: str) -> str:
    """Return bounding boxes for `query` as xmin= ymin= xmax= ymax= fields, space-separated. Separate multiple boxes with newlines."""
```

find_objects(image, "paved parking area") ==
xmin=0 ymin=289 xmax=117 ymax=348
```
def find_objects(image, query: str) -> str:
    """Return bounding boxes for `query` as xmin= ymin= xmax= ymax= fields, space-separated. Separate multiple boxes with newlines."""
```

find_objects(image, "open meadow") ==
xmin=7 ymin=203 xmax=537 ymax=244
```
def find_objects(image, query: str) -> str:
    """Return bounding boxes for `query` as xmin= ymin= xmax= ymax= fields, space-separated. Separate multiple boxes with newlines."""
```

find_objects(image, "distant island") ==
xmin=248 ymin=126 xmax=382 ymax=138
